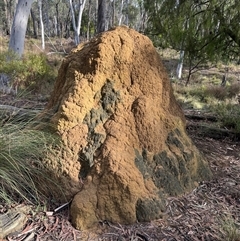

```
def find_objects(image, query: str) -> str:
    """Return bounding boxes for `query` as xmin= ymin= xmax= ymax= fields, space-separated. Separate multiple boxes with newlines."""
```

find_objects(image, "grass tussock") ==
xmin=0 ymin=115 xmax=63 ymax=205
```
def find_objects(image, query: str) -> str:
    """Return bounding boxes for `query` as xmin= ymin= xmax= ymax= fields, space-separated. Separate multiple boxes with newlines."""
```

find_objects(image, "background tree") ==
xmin=8 ymin=0 xmax=34 ymax=57
xmin=38 ymin=0 xmax=45 ymax=50
xmin=97 ymin=0 xmax=106 ymax=33
xmin=1 ymin=0 xmax=11 ymax=35
xmin=144 ymin=0 xmax=240 ymax=84
xmin=0 ymin=0 xmax=145 ymax=49
xmin=69 ymin=0 xmax=87 ymax=45
xmin=30 ymin=8 xmax=38 ymax=38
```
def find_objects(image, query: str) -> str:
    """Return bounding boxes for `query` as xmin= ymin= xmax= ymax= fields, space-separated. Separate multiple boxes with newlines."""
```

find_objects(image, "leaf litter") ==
xmin=1 ymin=129 xmax=240 ymax=241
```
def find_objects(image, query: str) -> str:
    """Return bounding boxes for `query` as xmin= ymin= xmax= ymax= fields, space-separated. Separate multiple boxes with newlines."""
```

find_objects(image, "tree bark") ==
xmin=87 ymin=0 xmax=92 ymax=40
xmin=118 ymin=0 xmax=124 ymax=26
xmin=69 ymin=0 xmax=86 ymax=45
xmin=97 ymin=0 xmax=106 ymax=33
xmin=38 ymin=0 xmax=45 ymax=50
xmin=112 ymin=0 xmax=115 ymax=27
xmin=125 ymin=0 xmax=129 ymax=26
xmin=55 ymin=0 xmax=61 ymax=37
xmin=44 ymin=0 xmax=50 ymax=36
xmin=176 ymin=50 xmax=184 ymax=79
xmin=3 ymin=0 xmax=11 ymax=35
xmin=8 ymin=0 xmax=34 ymax=57
xmin=30 ymin=9 xmax=38 ymax=38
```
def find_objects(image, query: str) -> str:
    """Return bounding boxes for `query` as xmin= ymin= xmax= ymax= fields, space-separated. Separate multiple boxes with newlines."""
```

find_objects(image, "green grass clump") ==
xmin=173 ymin=84 xmax=208 ymax=109
xmin=0 ymin=116 xmax=63 ymax=205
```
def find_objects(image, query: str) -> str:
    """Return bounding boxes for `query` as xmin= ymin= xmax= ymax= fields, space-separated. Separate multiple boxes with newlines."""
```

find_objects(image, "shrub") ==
xmin=227 ymin=82 xmax=240 ymax=98
xmin=0 ymin=51 xmax=56 ymax=94
xmin=204 ymin=85 xmax=227 ymax=100
xmin=211 ymin=103 xmax=240 ymax=133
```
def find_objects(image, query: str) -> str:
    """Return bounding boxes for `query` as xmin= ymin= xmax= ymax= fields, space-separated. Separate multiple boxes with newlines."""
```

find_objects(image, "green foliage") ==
xmin=0 ymin=116 xmax=63 ymax=204
xmin=212 ymin=103 xmax=240 ymax=133
xmin=174 ymin=80 xmax=240 ymax=133
xmin=144 ymin=0 xmax=240 ymax=74
xmin=0 ymin=51 xmax=56 ymax=93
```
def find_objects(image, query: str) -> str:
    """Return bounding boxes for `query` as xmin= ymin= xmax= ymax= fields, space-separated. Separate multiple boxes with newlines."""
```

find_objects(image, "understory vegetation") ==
xmin=0 ymin=39 xmax=239 ymax=240
xmin=0 ymin=114 xmax=63 ymax=205
xmin=0 ymin=39 xmax=69 ymax=207
xmin=162 ymin=52 xmax=240 ymax=136
xmin=0 ymin=36 xmax=63 ymax=96
xmin=174 ymin=81 xmax=240 ymax=129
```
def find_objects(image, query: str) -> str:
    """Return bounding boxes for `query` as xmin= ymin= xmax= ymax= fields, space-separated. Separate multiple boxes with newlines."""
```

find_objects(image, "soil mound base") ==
xmin=39 ymin=26 xmax=212 ymax=230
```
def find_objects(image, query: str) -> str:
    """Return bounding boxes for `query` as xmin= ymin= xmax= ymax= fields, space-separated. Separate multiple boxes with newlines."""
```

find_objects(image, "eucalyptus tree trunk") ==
xmin=112 ymin=0 xmax=115 ymax=26
xmin=97 ymin=0 xmax=106 ymax=33
xmin=69 ymin=0 xmax=87 ymax=45
xmin=8 ymin=0 xmax=34 ymax=57
xmin=55 ymin=0 xmax=61 ymax=37
xmin=118 ymin=0 xmax=124 ymax=25
xmin=125 ymin=0 xmax=129 ymax=26
xmin=38 ymin=0 xmax=45 ymax=50
xmin=137 ymin=0 xmax=147 ymax=32
xmin=176 ymin=50 xmax=184 ymax=79
xmin=64 ymin=8 xmax=71 ymax=38
xmin=44 ymin=0 xmax=50 ymax=36
xmin=3 ymin=0 xmax=11 ymax=35
xmin=87 ymin=0 xmax=92 ymax=40
xmin=54 ymin=16 xmax=58 ymax=37
xmin=30 ymin=9 xmax=38 ymax=38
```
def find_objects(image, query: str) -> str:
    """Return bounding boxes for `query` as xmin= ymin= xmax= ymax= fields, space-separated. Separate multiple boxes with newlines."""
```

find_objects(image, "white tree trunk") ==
xmin=69 ymin=0 xmax=86 ymax=45
xmin=54 ymin=15 xmax=58 ymax=36
xmin=125 ymin=0 xmax=129 ymax=26
xmin=176 ymin=50 xmax=184 ymax=79
xmin=38 ymin=0 xmax=45 ymax=50
xmin=118 ymin=0 xmax=124 ymax=25
xmin=8 ymin=0 xmax=34 ymax=57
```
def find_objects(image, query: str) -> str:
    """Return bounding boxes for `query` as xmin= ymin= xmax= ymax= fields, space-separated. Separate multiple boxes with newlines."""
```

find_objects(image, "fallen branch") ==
xmin=185 ymin=113 xmax=218 ymax=122
xmin=187 ymin=122 xmax=239 ymax=140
